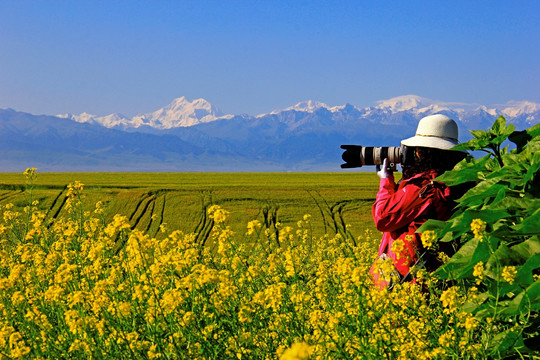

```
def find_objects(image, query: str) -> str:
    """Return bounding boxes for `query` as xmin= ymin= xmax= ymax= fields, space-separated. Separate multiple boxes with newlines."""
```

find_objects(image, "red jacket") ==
xmin=370 ymin=170 xmax=454 ymax=288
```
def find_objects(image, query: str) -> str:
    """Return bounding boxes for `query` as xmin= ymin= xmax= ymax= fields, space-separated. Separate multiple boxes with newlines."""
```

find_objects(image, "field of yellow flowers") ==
xmin=2 ymin=167 xmax=534 ymax=360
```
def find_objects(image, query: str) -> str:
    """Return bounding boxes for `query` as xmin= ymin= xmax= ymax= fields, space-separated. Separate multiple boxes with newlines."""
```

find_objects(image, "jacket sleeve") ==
xmin=372 ymin=177 xmax=430 ymax=232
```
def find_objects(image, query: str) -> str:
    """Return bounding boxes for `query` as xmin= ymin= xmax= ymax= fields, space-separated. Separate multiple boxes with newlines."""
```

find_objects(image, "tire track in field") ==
xmin=46 ymin=188 xmax=69 ymax=228
xmin=143 ymin=200 xmax=156 ymax=234
xmin=0 ymin=184 xmax=25 ymax=191
xmin=46 ymin=187 xmax=66 ymax=219
xmin=0 ymin=190 xmax=23 ymax=203
xmin=193 ymin=192 xmax=214 ymax=246
xmin=127 ymin=195 xmax=149 ymax=222
xmin=130 ymin=194 xmax=155 ymax=230
xmin=151 ymin=194 xmax=167 ymax=238
xmin=307 ymin=191 xmax=367 ymax=240
xmin=330 ymin=201 xmax=348 ymax=236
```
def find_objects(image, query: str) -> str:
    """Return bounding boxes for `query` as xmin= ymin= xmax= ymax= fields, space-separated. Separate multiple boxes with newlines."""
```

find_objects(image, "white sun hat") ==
xmin=401 ymin=114 xmax=459 ymax=150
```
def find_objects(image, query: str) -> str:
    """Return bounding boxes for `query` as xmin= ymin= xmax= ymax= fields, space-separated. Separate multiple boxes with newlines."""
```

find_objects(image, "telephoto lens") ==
xmin=340 ymin=145 xmax=412 ymax=169
xmin=364 ymin=146 xmax=401 ymax=166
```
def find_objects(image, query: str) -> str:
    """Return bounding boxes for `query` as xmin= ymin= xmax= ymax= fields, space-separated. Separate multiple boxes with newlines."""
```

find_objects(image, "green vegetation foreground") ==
xmin=0 ymin=117 xmax=538 ymax=359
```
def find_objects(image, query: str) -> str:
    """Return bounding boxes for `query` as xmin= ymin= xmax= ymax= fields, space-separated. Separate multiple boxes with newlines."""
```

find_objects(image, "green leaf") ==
xmin=471 ymin=129 xmax=488 ymax=139
xmin=491 ymin=116 xmax=506 ymax=133
xmin=462 ymin=291 xmax=489 ymax=313
xmin=436 ymin=155 xmax=488 ymax=186
xmin=460 ymin=209 xmax=510 ymax=227
xmin=516 ymin=253 xmax=540 ymax=286
xmin=486 ymin=325 xmax=522 ymax=355
xmin=435 ymin=237 xmax=494 ymax=280
xmin=485 ymin=237 xmax=540 ymax=277
xmin=434 ymin=209 xmax=510 ymax=246
xmin=416 ymin=219 xmax=446 ymax=233
xmin=489 ymin=196 xmax=540 ymax=212
xmin=503 ymin=279 xmax=540 ymax=315
xmin=514 ymin=208 xmax=540 ymax=235
xmin=453 ymin=179 xmax=503 ymax=208
xmin=511 ymin=236 xmax=540 ymax=261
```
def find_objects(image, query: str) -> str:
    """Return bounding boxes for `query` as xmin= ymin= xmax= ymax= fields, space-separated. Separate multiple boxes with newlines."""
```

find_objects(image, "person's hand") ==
xmin=376 ymin=158 xmax=390 ymax=179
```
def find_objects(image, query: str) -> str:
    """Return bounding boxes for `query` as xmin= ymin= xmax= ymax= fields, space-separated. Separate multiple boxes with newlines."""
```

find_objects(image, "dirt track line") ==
xmin=128 ymin=195 xmax=149 ymax=222
xmin=143 ymin=201 xmax=156 ymax=234
xmin=0 ymin=190 xmax=23 ymax=203
xmin=131 ymin=196 xmax=155 ymax=230
xmin=153 ymin=195 xmax=167 ymax=238
xmin=46 ymin=188 xmax=66 ymax=219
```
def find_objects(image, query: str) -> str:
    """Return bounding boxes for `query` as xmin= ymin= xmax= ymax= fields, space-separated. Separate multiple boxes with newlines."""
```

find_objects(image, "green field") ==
xmin=0 ymin=172 xmax=389 ymax=240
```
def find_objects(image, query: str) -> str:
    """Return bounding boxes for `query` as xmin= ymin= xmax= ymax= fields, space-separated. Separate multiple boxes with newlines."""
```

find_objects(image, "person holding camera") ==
xmin=370 ymin=114 xmax=467 ymax=289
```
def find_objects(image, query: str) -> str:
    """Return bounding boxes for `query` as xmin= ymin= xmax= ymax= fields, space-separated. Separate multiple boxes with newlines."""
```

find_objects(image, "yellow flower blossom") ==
xmin=208 ymin=205 xmax=229 ymax=224
xmin=440 ymin=286 xmax=460 ymax=314
xmin=94 ymin=201 xmax=104 ymax=215
xmin=473 ymin=261 xmax=484 ymax=285
xmin=470 ymin=219 xmax=486 ymax=241
xmin=279 ymin=342 xmax=312 ymax=360
xmin=438 ymin=329 xmax=456 ymax=348
xmin=420 ymin=230 xmax=437 ymax=250
xmin=501 ymin=266 xmax=517 ymax=284
xmin=246 ymin=220 xmax=262 ymax=235
xmin=390 ymin=239 xmax=405 ymax=259
xmin=437 ymin=251 xmax=450 ymax=264
xmin=464 ymin=315 xmax=479 ymax=331
xmin=0 ymin=191 xmax=514 ymax=360
xmin=23 ymin=167 xmax=37 ymax=177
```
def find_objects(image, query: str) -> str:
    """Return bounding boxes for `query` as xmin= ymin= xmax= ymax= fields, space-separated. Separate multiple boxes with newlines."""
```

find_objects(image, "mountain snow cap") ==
xmin=134 ymin=96 xmax=229 ymax=128
xmin=375 ymin=95 xmax=438 ymax=112
xmin=495 ymin=100 xmax=540 ymax=118
xmin=272 ymin=100 xmax=352 ymax=114
xmin=285 ymin=100 xmax=334 ymax=112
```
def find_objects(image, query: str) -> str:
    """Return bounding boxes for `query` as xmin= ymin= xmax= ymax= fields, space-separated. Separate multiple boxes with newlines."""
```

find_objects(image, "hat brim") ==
xmin=401 ymin=135 xmax=458 ymax=150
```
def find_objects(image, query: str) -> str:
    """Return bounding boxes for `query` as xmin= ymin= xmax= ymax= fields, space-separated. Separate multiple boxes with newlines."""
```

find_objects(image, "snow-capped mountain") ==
xmin=2 ymin=94 xmax=538 ymax=172
xmin=495 ymin=101 xmax=540 ymax=119
xmin=60 ymin=94 xmax=540 ymax=132
xmin=59 ymin=96 xmax=232 ymax=129
xmin=276 ymin=100 xmax=345 ymax=113
xmin=375 ymin=94 xmax=441 ymax=112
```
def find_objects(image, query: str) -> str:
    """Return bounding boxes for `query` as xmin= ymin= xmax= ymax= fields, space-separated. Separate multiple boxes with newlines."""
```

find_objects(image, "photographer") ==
xmin=370 ymin=114 xmax=466 ymax=289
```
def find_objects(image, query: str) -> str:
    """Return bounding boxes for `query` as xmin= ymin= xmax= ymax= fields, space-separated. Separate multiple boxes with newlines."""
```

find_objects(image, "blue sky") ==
xmin=1 ymin=1 xmax=539 ymax=117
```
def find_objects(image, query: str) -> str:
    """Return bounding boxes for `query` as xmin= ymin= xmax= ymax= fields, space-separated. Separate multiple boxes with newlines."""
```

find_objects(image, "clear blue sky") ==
xmin=1 ymin=1 xmax=539 ymax=117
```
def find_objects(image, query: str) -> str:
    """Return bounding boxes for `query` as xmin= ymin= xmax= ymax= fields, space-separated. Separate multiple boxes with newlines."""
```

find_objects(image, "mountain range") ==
xmin=1 ymin=95 xmax=538 ymax=172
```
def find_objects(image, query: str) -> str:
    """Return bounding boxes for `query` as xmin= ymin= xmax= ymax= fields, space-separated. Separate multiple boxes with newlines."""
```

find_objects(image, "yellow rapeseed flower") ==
xmin=246 ymin=220 xmax=262 ymax=235
xmin=390 ymin=239 xmax=405 ymax=260
xmin=440 ymin=286 xmax=460 ymax=314
xmin=438 ymin=329 xmax=456 ymax=348
xmin=501 ymin=266 xmax=517 ymax=284
xmin=208 ymin=205 xmax=229 ymax=224
xmin=437 ymin=251 xmax=450 ymax=264
xmin=473 ymin=261 xmax=484 ymax=285
xmin=464 ymin=315 xmax=479 ymax=331
xmin=94 ymin=201 xmax=104 ymax=215
xmin=420 ymin=231 xmax=437 ymax=250
xmin=279 ymin=342 xmax=312 ymax=360
xmin=470 ymin=219 xmax=486 ymax=241
xmin=23 ymin=167 xmax=37 ymax=180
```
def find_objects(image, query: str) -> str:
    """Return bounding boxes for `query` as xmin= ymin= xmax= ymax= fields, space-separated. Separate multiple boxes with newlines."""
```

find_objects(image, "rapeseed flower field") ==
xmin=2 ymin=170 xmax=529 ymax=360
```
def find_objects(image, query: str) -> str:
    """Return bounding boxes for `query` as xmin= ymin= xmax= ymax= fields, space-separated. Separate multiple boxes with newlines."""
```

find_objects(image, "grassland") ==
xmin=0 ymin=172 xmax=390 ymax=240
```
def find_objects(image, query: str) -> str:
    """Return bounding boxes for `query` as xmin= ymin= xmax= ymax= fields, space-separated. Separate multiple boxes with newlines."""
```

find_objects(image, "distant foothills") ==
xmin=0 ymin=95 xmax=538 ymax=172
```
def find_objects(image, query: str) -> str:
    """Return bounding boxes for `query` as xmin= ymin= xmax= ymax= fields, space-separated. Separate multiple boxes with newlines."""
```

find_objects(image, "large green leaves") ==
xmin=427 ymin=116 xmax=540 ymax=356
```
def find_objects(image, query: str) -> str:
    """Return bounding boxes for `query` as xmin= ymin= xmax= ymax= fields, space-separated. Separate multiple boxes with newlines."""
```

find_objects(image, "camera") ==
xmin=340 ymin=145 xmax=415 ymax=169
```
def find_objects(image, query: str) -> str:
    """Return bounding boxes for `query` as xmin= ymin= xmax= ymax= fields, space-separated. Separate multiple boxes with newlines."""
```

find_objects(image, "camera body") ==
xmin=340 ymin=144 xmax=415 ymax=169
